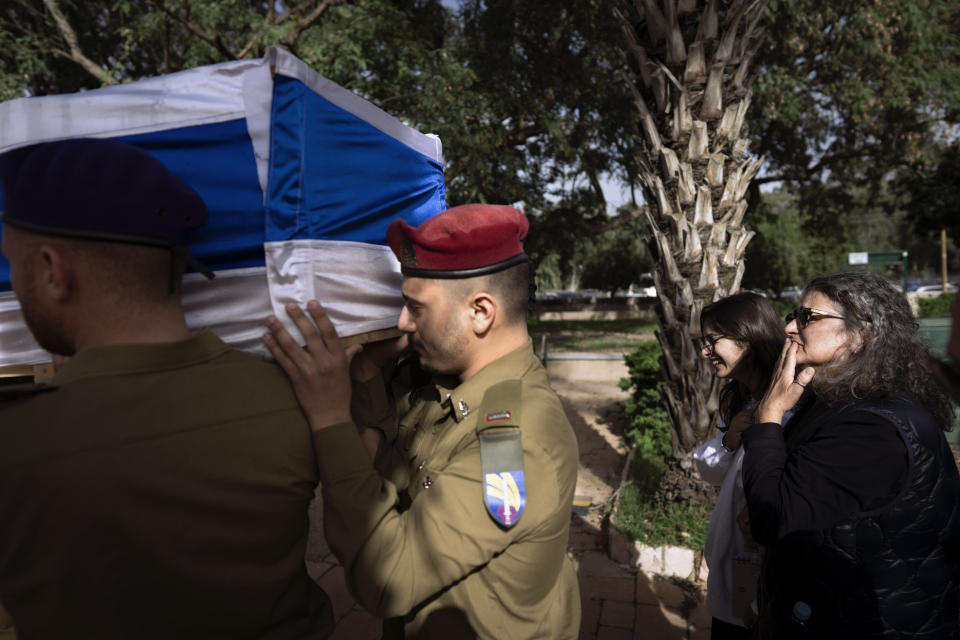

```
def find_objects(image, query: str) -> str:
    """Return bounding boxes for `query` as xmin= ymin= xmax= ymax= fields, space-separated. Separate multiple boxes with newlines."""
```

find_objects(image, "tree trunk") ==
xmin=614 ymin=0 xmax=768 ymax=455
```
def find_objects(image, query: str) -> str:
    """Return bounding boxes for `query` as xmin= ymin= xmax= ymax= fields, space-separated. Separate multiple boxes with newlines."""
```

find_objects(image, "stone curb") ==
xmin=609 ymin=526 xmax=706 ymax=582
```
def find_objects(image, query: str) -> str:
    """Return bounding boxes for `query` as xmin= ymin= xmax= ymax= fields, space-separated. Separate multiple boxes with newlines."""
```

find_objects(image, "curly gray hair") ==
xmin=804 ymin=272 xmax=954 ymax=428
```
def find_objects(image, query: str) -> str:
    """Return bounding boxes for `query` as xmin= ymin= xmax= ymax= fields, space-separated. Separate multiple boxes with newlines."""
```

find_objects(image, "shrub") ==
xmin=767 ymin=297 xmax=795 ymax=322
xmin=918 ymin=293 xmax=955 ymax=318
xmin=618 ymin=341 xmax=672 ymax=462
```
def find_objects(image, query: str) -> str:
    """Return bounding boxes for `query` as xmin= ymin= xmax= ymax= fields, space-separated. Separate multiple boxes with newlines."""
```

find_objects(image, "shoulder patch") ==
xmin=478 ymin=379 xmax=526 ymax=528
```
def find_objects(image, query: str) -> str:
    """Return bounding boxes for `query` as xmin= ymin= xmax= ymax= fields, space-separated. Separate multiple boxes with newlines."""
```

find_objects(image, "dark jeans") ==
xmin=711 ymin=617 xmax=752 ymax=640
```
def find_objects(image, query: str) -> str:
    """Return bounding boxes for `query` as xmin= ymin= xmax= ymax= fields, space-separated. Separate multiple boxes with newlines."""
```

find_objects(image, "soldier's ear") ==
xmin=469 ymin=292 xmax=497 ymax=336
xmin=36 ymin=243 xmax=73 ymax=303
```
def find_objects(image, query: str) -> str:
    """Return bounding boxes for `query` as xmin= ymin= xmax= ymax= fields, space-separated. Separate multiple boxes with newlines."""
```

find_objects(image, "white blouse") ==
xmin=693 ymin=401 xmax=792 ymax=627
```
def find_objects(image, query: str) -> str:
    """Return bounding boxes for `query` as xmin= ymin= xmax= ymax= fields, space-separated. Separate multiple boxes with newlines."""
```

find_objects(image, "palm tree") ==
xmin=613 ymin=0 xmax=769 ymax=456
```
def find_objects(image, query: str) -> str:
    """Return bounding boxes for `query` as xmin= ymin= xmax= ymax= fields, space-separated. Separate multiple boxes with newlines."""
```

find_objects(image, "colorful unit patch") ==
xmin=484 ymin=471 xmax=526 ymax=527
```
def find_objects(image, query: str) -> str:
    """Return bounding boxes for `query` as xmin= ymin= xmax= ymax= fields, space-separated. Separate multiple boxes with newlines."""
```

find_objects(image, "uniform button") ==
xmin=418 ymin=461 xmax=425 ymax=470
xmin=422 ymin=476 xmax=433 ymax=489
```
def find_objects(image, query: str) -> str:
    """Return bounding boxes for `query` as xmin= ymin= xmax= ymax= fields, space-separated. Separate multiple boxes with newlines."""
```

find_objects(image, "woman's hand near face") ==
xmin=722 ymin=407 xmax=755 ymax=451
xmin=756 ymin=339 xmax=815 ymax=424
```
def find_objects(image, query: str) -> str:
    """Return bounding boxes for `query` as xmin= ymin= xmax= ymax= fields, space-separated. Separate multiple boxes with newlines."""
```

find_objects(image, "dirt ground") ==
xmin=545 ymin=358 xmax=633 ymax=551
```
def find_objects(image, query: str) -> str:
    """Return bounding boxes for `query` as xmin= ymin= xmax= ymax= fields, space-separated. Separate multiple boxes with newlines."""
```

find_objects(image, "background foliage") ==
xmin=4 ymin=1 xmax=957 ymax=293
xmin=918 ymin=293 xmax=957 ymax=319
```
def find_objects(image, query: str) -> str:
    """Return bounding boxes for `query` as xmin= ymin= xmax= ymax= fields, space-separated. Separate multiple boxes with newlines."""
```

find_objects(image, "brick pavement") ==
xmin=577 ymin=550 xmax=710 ymax=640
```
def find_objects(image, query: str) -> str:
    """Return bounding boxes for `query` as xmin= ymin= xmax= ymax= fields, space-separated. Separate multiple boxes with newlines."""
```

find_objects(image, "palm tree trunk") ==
xmin=614 ymin=0 xmax=769 ymax=454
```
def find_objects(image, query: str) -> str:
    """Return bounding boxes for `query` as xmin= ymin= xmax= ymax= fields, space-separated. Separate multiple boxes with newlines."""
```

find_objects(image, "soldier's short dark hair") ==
xmin=445 ymin=260 xmax=530 ymax=326
xmin=481 ymin=261 xmax=530 ymax=325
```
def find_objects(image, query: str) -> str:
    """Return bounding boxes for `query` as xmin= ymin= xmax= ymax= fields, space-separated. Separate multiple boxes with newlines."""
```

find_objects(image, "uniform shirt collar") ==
xmin=443 ymin=340 xmax=539 ymax=423
xmin=53 ymin=329 xmax=231 ymax=384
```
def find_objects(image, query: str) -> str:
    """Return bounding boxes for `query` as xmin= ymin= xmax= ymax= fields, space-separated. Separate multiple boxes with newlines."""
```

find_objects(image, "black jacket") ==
xmin=743 ymin=393 xmax=960 ymax=639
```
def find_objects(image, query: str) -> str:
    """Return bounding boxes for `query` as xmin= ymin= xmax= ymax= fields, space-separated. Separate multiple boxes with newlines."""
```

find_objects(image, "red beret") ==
xmin=387 ymin=204 xmax=529 ymax=278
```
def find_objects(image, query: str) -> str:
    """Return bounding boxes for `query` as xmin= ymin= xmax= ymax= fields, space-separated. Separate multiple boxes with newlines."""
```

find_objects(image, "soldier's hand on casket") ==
xmin=264 ymin=300 xmax=361 ymax=432
xmin=350 ymin=334 xmax=410 ymax=382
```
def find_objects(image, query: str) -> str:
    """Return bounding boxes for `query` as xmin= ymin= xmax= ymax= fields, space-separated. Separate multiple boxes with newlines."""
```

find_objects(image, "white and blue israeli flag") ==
xmin=0 ymin=47 xmax=446 ymax=366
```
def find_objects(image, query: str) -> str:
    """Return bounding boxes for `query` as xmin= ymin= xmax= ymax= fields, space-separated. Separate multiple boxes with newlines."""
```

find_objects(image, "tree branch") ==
xmin=281 ymin=0 xmax=347 ymax=49
xmin=236 ymin=34 xmax=262 ymax=59
xmin=158 ymin=2 xmax=237 ymax=59
xmin=501 ymin=122 xmax=541 ymax=148
xmin=584 ymin=164 xmax=607 ymax=208
xmin=41 ymin=0 xmax=116 ymax=85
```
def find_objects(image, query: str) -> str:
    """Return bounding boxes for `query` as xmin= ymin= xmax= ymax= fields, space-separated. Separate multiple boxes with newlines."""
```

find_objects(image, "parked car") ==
xmin=630 ymin=274 xmax=657 ymax=298
xmin=914 ymin=283 xmax=957 ymax=298
xmin=626 ymin=285 xmax=657 ymax=298
xmin=779 ymin=286 xmax=803 ymax=301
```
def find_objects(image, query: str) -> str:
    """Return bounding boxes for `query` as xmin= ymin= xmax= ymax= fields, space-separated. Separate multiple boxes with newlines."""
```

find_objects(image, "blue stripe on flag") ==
xmin=117 ymin=120 xmax=266 ymax=271
xmin=267 ymin=75 xmax=445 ymax=244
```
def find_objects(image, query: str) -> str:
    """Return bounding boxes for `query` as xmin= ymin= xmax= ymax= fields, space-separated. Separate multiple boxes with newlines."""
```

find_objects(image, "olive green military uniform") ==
xmin=314 ymin=341 xmax=580 ymax=639
xmin=0 ymin=602 xmax=14 ymax=640
xmin=0 ymin=330 xmax=333 ymax=639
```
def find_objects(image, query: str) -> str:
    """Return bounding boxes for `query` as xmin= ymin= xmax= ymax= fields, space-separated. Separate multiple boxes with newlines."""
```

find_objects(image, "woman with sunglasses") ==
xmin=693 ymin=292 xmax=785 ymax=639
xmin=742 ymin=272 xmax=960 ymax=639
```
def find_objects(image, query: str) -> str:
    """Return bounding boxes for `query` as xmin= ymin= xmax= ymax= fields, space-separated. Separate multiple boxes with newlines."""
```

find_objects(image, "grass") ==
xmin=613 ymin=483 xmax=712 ymax=550
xmin=610 ymin=421 xmax=712 ymax=551
xmin=528 ymin=318 xmax=658 ymax=334
xmin=528 ymin=318 xmax=658 ymax=353
xmin=611 ymin=453 xmax=712 ymax=550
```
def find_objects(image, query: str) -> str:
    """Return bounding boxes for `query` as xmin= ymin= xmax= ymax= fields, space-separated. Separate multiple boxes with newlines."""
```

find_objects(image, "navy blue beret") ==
xmin=0 ymin=137 xmax=208 ymax=248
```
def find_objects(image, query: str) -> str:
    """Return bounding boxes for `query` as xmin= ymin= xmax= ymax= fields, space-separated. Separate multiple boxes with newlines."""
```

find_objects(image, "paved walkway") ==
xmin=306 ymin=356 xmax=711 ymax=638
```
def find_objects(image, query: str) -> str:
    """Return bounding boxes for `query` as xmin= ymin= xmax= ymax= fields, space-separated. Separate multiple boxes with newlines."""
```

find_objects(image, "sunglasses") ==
xmin=696 ymin=334 xmax=730 ymax=351
xmin=785 ymin=306 xmax=845 ymax=329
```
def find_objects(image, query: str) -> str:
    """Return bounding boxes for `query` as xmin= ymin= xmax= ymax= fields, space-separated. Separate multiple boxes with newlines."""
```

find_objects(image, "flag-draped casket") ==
xmin=0 ymin=47 xmax=446 ymax=366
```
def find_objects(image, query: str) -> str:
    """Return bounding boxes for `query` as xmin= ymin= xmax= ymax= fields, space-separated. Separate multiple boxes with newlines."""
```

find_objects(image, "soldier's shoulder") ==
xmin=208 ymin=349 xmax=304 ymax=406
xmin=476 ymin=378 xmax=524 ymax=426
xmin=218 ymin=347 xmax=295 ymax=380
xmin=476 ymin=376 xmax=566 ymax=431
xmin=480 ymin=375 xmax=577 ymax=467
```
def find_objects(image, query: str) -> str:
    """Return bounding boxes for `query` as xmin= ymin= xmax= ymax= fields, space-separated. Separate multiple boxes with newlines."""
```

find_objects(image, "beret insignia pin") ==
xmin=399 ymin=237 xmax=418 ymax=267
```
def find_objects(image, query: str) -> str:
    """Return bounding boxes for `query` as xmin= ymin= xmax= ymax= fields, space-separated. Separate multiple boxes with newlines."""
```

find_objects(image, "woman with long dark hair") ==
xmin=693 ymin=292 xmax=785 ymax=639
xmin=743 ymin=272 xmax=960 ymax=638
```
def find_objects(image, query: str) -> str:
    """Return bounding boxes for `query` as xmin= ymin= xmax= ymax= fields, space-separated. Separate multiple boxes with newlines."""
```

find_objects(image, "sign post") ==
xmin=848 ymin=251 xmax=908 ymax=293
